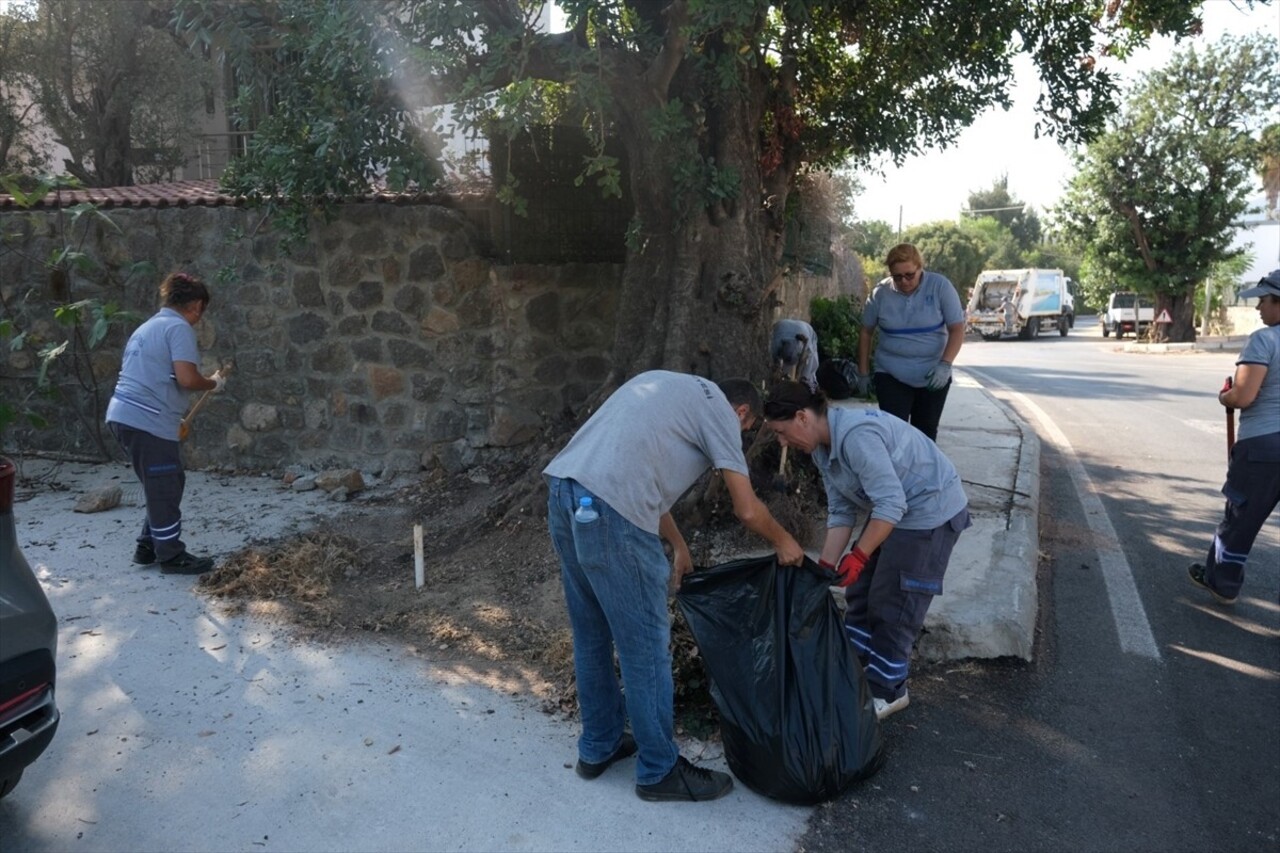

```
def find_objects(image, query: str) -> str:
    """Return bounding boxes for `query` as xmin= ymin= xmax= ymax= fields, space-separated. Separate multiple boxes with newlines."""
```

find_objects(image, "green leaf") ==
xmin=36 ymin=340 xmax=68 ymax=387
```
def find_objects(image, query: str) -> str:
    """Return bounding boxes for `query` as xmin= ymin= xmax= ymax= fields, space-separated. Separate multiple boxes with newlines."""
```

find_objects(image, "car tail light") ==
xmin=0 ymin=458 xmax=13 ymax=513
xmin=0 ymin=683 xmax=50 ymax=721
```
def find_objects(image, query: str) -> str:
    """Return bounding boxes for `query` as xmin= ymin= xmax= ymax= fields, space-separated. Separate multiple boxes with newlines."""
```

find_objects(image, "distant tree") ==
xmin=1057 ymin=33 xmax=1280 ymax=341
xmin=15 ymin=0 xmax=211 ymax=186
xmin=844 ymin=218 xmax=896 ymax=262
xmin=903 ymin=220 xmax=986 ymax=293
xmin=958 ymin=216 xmax=1022 ymax=270
xmin=0 ymin=3 xmax=48 ymax=175
xmin=1260 ymin=122 xmax=1280 ymax=217
xmin=963 ymin=176 xmax=1042 ymax=249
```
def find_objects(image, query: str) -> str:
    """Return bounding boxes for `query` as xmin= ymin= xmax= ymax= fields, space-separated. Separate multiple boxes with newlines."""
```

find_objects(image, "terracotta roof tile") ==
xmin=0 ymin=179 xmax=456 ymax=211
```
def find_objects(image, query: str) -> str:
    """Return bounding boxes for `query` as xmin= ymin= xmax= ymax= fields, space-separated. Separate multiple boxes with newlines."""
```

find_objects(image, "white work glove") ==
xmin=853 ymin=368 xmax=871 ymax=398
xmin=211 ymin=369 xmax=226 ymax=393
xmin=925 ymin=362 xmax=952 ymax=391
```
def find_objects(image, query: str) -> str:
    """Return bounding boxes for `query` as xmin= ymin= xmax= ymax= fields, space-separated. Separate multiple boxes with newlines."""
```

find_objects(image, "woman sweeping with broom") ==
xmin=762 ymin=381 xmax=970 ymax=720
xmin=106 ymin=271 xmax=227 ymax=575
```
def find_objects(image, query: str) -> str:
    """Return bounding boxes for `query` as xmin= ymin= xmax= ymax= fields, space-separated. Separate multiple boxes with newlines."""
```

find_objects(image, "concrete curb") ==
xmin=916 ymin=379 xmax=1041 ymax=662
xmin=980 ymin=382 xmax=1040 ymax=660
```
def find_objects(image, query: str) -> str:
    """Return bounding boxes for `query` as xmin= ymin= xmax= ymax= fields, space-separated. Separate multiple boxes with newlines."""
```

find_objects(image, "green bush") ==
xmin=809 ymin=295 xmax=864 ymax=360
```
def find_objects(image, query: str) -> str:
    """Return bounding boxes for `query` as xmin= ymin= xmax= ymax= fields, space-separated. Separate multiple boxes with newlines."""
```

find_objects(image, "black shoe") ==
xmin=133 ymin=542 xmax=156 ymax=565
xmin=576 ymin=732 xmax=637 ymax=780
xmin=1188 ymin=563 xmax=1236 ymax=605
xmin=636 ymin=756 xmax=734 ymax=802
xmin=160 ymin=552 xmax=215 ymax=575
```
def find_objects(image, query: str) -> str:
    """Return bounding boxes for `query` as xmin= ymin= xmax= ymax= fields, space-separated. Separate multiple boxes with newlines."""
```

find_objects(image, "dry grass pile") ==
xmin=200 ymin=532 xmax=360 ymax=611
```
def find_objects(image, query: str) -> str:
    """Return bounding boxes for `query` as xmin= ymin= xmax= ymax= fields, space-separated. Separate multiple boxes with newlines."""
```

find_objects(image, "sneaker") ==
xmin=160 ymin=552 xmax=215 ymax=575
xmin=133 ymin=542 xmax=156 ymax=565
xmin=874 ymin=690 xmax=910 ymax=720
xmin=1188 ymin=563 xmax=1236 ymax=605
xmin=575 ymin=732 xmax=637 ymax=780
xmin=635 ymin=756 xmax=733 ymax=802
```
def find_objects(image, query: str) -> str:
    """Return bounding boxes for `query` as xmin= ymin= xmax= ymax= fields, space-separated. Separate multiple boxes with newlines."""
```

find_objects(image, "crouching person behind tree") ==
xmin=543 ymin=371 xmax=804 ymax=801
xmin=763 ymin=381 xmax=970 ymax=720
xmin=771 ymin=318 xmax=819 ymax=391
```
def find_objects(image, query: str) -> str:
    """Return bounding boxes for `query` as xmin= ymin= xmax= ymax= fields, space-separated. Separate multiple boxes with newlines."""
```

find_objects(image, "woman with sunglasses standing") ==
xmin=762 ymin=381 xmax=971 ymax=720
xmin=856 ymin=243 xmax=966 ymax=441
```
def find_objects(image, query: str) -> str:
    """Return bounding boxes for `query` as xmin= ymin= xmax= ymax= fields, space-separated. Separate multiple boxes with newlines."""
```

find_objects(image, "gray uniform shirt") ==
xmin=1237 ymin=324 xmax=1280 ymax=441
xmin=542 ymin=371 xmax=748 ymax=534
xmin=863 ymin=271 xmax=965 ymax=387
xmin=814 ymin=406 xmax=967 ymax=530
xmin=105 ymin=308 xmax=199 ymax=441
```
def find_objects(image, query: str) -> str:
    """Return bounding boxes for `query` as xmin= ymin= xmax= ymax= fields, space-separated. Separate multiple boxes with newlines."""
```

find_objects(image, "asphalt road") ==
xmin=800 ymin=316 xmax=1279 ymax=853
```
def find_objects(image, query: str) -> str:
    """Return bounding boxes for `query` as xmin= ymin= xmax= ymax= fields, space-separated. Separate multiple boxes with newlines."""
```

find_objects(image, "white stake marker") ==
xmin=414 ymin=523 xmax=424 ymax=589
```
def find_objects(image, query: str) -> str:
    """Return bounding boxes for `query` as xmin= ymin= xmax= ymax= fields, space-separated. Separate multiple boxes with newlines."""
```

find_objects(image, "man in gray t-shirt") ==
xmin=543 ymin=370 xmax=802 ymax=802
xmin=1189 ymin=270 xmax=1280 ymax=604
xmin=106 ymin=271 xmax=226 ymax=575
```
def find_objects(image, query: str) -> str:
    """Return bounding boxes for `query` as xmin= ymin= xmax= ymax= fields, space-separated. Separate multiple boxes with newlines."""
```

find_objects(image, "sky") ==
xmin=853 ymin=0 xmax=1280 ymax=230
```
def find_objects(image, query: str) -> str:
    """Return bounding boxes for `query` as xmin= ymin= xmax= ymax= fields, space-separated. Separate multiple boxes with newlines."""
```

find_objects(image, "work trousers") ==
xmin=873 ymin=371 xmax=951 ymax=442
xmin=1202 ymin=432 xmax=1280 ymax=600
xmin=109 ymin=422 xmax=187 ymax=562
xmin=546 ymin=476 xmax=679 ymax=786
xmin=844 ymin=508 xmax=970 ymax=701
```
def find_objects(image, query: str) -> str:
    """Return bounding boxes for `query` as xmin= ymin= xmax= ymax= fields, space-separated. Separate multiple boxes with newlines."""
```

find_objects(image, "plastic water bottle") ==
xmin=574 ymin=496 xmax=599 ymax=523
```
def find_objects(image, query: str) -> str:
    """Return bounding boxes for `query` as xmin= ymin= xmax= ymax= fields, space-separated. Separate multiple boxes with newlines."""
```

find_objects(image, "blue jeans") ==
xmin=546 ymin=476 xmax=678 ymax=786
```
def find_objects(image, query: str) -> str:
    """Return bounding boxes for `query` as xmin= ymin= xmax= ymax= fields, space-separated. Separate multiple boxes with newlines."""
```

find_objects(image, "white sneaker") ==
xmin=873 ymin=690 xmax=909 ymax=720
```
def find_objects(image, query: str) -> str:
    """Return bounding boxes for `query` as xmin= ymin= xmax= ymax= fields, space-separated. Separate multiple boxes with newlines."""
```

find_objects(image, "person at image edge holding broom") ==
xmin=106 ymin=270 xmax=226 ymax=575
xmin=1188 ymin=269 xmax=1280 ymax=605
xmin=763 ymin=380 xmax=970 ymax=720
xmin=543 ymin=370 xmax=803 ymax=802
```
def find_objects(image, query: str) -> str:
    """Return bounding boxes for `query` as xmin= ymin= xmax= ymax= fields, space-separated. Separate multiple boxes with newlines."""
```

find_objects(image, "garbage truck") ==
xmin=965 ymin=268 xmax=1072 ymax=340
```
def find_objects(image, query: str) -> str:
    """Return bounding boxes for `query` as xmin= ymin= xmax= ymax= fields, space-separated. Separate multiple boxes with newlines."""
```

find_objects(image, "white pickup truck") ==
xmin=1101 ymin=292 xmax=1154 ymax=338
xmin=965 ymin=268 xmax=1073 ymax=340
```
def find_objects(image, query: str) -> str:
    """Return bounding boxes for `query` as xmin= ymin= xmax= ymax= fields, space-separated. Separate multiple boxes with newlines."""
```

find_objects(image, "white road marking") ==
xmin=1183 ymin=419 xmax=1226 ymax=436
xmin=968 ymin=369 xmax=1162 ymax=660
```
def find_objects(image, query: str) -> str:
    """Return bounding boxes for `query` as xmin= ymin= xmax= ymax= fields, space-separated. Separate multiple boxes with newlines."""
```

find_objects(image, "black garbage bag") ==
xmin=675 ymin=555 xmax=885 ymax=804
xmin=816 ymin=358 xmax=860 ymax=400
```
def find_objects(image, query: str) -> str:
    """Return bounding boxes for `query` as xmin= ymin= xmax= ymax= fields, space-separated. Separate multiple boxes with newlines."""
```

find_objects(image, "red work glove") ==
xmin=836 ymin=547 xmax=871 ymax=588
xmin=1221 ymin=376 xmax=1234 ymax=408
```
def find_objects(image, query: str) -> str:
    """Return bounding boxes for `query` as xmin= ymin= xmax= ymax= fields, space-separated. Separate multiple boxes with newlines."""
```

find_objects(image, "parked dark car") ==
xmin=0 ymin=457 xmax=60 ymax=798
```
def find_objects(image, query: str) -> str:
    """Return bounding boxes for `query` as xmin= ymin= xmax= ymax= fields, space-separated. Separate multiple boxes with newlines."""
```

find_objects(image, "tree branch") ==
xmin=430 ymin=29 xmax=593 ymax=105
xmin=643 ymin=0 xmax=689 ymax=96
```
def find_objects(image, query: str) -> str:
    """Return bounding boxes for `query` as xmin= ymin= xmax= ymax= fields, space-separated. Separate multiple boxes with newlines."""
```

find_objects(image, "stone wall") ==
xmin=1 ymin=203 xmax=620 ymax=475
xmin=1 ymin=201 xmax=841 ymax=475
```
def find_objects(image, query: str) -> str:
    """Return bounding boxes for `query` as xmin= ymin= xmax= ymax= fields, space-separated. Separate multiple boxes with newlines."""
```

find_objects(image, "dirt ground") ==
xmin=197 ymin=439 xmax=827 ymax=725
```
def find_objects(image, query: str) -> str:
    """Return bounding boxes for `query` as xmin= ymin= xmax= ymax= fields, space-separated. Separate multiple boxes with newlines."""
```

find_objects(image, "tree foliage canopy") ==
xmin=177 ymin=0 xmax=1222 ymax=233
xmin=1056 ymin=32 xmax=1280 ymax=336
xmin=1 ymin=0 xmax=212 ymax=186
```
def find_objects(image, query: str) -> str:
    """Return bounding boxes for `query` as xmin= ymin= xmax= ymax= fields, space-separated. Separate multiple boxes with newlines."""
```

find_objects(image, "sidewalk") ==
xmin=926 ymin=375 xmax=1040 ymax=661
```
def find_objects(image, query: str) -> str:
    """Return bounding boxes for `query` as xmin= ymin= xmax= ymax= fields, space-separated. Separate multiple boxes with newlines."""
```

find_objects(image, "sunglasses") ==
xmin=890 ymin=270 xmax=919 ymax=283
xmin=763 ymin=400 xmax=801 ymax=420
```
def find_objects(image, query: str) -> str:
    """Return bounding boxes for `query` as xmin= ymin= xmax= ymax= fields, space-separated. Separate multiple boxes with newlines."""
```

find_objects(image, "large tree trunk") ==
xmin=604 ymin=51 xmax=791 ymax=389
xmin=1166 ymin=285 xmax=1199 ymax=343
